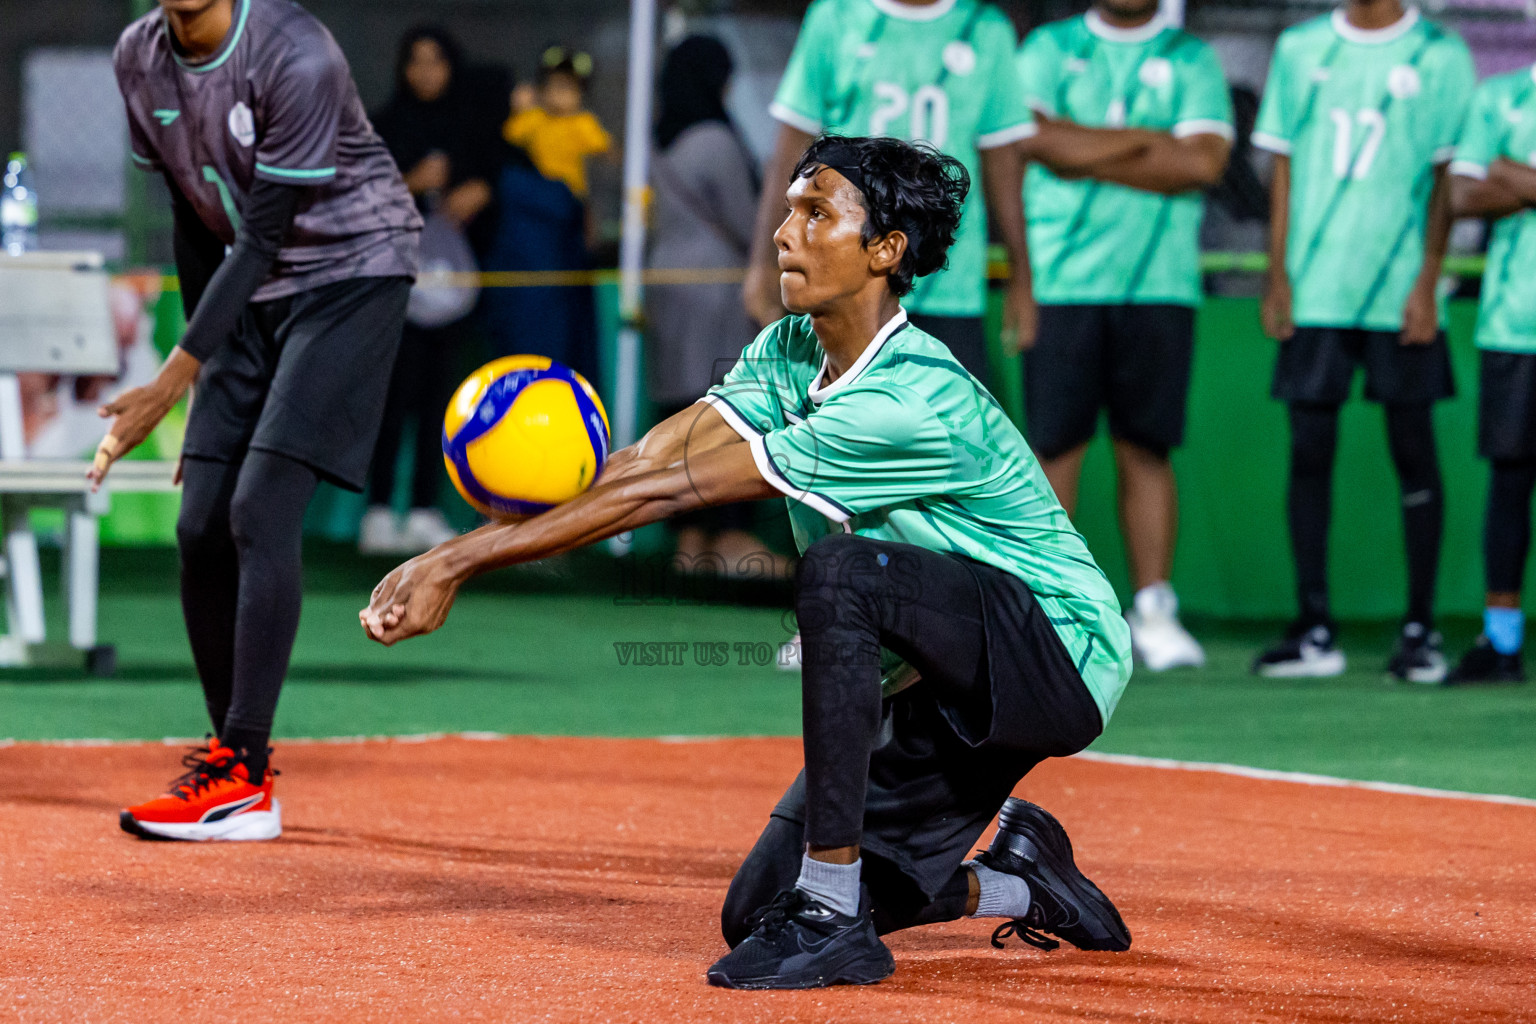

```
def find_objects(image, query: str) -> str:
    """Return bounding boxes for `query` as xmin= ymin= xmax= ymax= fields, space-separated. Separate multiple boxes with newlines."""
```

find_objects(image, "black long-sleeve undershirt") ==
xmin=169 ymin=177 xmax=303 ymax=362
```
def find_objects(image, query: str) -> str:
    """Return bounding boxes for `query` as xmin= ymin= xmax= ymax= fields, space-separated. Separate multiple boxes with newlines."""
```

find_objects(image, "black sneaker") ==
xmin=1252 ymin=621 xmax=1346 ymax=678
xmin=1387 ymin=622 xmax=1447 ymax=684
xmin=705 ymin=887 xmax=895 ymax=990
xmin=1446 ymin=637 xmax=1525 ymax=686
xmin=975 ymin=798 xmax=1131 ymax=952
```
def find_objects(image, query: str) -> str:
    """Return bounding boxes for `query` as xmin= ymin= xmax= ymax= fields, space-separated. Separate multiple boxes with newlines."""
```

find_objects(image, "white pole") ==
xmin=609 ymin=0 xmax=657 ymax=555
xmin=1160 ymin=0 xmax=1185 ymax=27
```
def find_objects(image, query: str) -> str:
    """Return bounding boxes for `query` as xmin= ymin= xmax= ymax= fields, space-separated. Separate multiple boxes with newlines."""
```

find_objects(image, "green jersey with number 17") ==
xmin=771 ymin=0 xmax=1034 ymax=318
xmin=1253 ymin=8 xmax=1474 ymax=331
xmin=1451 ymin=66 xmax=1536 ymax=353
xmin=1017 ymin=12 xmax=1233 ymax=306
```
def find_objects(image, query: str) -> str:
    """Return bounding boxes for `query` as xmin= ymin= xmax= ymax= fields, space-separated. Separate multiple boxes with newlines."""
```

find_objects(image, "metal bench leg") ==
xmin=64 ymin=505 xmax=99 ymax=651
xmin=4 ymin=497 xmax=45 ymax=646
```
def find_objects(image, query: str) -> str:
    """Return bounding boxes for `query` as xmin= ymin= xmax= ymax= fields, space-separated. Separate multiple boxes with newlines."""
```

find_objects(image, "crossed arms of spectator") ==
xmin=1451 ymin=158 xmax=1536 ymax=220
xmin=1019 ymin=111 xmax=1231 ymax=195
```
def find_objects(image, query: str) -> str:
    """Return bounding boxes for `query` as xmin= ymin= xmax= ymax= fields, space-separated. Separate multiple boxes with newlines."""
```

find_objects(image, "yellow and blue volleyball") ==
xmin=442 ymin=355 xmax=611 ymax=518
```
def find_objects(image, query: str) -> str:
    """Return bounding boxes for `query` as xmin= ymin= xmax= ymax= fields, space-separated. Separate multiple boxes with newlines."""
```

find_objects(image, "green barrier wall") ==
xmin=992 ymin=297 xmax=1490 ymax=620
xmin=118 ymin=286 xmax=1502 ymax=620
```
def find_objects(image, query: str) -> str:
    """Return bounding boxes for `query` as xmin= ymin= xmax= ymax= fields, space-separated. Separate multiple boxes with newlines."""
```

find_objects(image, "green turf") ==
xmin=1 ymin=546 xmax=1533 ymax=799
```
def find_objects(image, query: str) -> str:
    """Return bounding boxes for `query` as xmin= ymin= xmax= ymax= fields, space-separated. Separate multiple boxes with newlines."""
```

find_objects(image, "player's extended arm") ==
xmin=360 ymin=404 xmax=778 ymax=645
xmin=1401 ymin=164 xmax=1452 ymax=345
xmin=1260 ymin=153 xmax=1294 ymax=340
xmin=981 ymin=144 xmax=1036 ymax=352
xmin=89 ymin=178 xmax=304 ymax=487
xmin=743 ymin=124 xmax=814 ymax=326
xmin=597 ymin=400 xmax=748 ymax=485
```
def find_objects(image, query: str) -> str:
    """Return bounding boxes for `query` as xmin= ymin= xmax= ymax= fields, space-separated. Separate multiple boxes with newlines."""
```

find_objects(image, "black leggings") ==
xmin=368 ymin=321 xmax=459 ymax=509
xmin=177 ymin=451 xmax=319 ymax=750
xmin=1485 ymin=459 xmax=1536 ymax=595
xmin=1287 ymin=402 xmax=1442 ymax=625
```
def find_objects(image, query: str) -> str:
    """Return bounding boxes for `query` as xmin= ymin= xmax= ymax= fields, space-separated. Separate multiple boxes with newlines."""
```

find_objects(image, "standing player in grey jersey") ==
xmin=1251 ymin=0 xmax=1473 ymax=681
xmin=96 ymin=0 xmax=422 ymax=841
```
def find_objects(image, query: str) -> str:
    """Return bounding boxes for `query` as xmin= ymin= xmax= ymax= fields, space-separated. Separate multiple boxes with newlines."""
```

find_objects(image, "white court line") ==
xmin=3 ymin=733 xmax=1534 ymax=809
xmin=1074 ymin=750 xmax=1536 ymax=809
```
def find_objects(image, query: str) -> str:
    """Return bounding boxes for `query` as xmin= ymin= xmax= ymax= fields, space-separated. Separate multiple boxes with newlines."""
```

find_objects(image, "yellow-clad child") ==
xmin=504 ymin=46 xmax=612 ymax=197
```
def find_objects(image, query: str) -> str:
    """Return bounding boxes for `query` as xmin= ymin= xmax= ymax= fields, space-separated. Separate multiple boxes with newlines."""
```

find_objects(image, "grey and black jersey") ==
xmin=114 ymin=0 xmax=422 ymax=300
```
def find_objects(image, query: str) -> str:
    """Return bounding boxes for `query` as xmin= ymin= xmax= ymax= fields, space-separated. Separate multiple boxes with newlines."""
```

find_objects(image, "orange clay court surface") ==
xmin=1 ymin=735 xmax=1532 ymax=1023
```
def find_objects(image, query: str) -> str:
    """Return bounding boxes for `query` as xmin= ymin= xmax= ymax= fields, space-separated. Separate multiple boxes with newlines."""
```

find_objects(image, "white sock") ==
xmin=1134 ymin=581 xmax=1177 ymax=619
xmin=795 ymin=854 xmax=862 ymax=917
xmin=967 ymin=860 xmax=1032 ymax=919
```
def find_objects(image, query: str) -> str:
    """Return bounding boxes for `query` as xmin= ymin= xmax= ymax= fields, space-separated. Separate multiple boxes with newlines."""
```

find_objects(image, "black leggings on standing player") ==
xmin=1286 ymin=401 xmax=1443 ymax=626
xmin=177 ymin=451 xmax=319 ymax=775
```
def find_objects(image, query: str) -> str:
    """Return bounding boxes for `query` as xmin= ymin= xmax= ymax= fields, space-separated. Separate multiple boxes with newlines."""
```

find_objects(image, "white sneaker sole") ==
xmin=125 ymin=799 xmax=282 ymax=842
xmin=1256 ymin=652 xmax=1347 ymax=678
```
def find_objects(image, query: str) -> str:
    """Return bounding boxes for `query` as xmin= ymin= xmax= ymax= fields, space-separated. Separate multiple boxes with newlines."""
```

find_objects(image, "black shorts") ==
xmin=183 ymin=276 xmax=411 ymax=491
xmin=766 ymin=557 xmax=1102 ymax=900
xmin=1270 ymin=326 xmax=1454 ymax=406
xmin=1023 ymin=303 xmax=1195 ymax=459
xmin=1478 ymin=350 xmax=1536 ymax=461
xmin=907 ymin=313 xmax=988 ymax=387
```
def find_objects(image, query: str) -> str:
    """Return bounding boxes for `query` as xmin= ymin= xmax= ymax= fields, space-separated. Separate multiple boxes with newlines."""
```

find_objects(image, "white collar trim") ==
xmin=1530 ymin=63 xmax=1536 ymax=87
xmin=1085 ymin=9 xmax=1169 ymax=43
xmin=868 ymin=0 xmax=960 ymax=22
xmin=1331 ymin=6 xmax=1420 ymax=45
xmin=809 ymin=309 xmax=909 ymax=405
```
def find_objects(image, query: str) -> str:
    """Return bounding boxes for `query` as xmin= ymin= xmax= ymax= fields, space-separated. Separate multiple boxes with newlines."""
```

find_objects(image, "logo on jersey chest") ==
xmin=1386 ymin=65 xmax=1421 ymax=100
xmin=942 ymin=41 xmax=976 ymax=77
xmin=152 ymin=109 xmax=180 ymax=126
xmin=227 ymin=101 xmax=255 ymax=147
xmin=1138 ymin=57 xmax=1173 ymax=90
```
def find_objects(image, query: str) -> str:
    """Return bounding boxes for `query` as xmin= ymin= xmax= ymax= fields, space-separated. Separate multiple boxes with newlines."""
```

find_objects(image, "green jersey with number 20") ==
xmin=1017 ymin=12 xmax=1234 ymax=306
xmin=771 ymin=0 xmax=1035 ymax=318
xmin=1253 ymin=8 xmax=1474 ymax=331
xmin=1451 ymin=66 xmax=1536 ymax=353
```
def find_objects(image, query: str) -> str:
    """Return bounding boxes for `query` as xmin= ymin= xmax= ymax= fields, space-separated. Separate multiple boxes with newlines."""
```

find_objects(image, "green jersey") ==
xmin=1451 ymin=66 xmax=1536 ymax=353
xmin=1017 ymin=12 xmax=1233 ymax=306
xmin=1253 ymin=8 xmax=1475 ymax=330
xmin=771 ymin=0 xmax=1034 ymax=318
xmin=703 ymin=312 xmax=1133 ymax=723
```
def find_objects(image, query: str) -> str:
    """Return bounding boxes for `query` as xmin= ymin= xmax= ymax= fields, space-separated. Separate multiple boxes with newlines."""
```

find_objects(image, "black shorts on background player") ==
xmin=1271 ymin=327 xmax=1455 ymax=404
xmin=1477 ymin=351 xmax=1536 ymax=460
xmin=186 ymin=277 xmax=410 ymax=490
xmin=1023 ymin=304 xmax=1195 ymax=458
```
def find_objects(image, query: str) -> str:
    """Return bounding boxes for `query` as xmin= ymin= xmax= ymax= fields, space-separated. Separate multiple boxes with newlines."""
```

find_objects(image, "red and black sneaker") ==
xmin=119 ymin=737 xmax=280 ymax=841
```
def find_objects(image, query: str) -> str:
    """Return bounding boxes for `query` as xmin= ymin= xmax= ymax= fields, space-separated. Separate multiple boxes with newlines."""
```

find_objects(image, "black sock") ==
xmin=1287 ymin=403 xmax=1339 ymax=626
xmin=177 ymin=457 xmax=243 ymax=737
xmin=219 ymin=724 xmax=269 ymax=779
xmin=1485 ymin=459 xmax=1536 ymax=595
xmin=1385 ymin=403 xmax=1442 ymax=628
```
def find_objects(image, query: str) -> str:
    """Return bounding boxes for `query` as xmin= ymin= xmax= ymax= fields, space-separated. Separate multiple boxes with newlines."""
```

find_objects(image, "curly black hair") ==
xmin=791 ymin=135 xmax=970 ymax=297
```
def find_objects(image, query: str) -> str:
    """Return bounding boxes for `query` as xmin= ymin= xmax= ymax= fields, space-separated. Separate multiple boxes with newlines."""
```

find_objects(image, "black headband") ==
xmin=804 ymin=143 xmax=867 ymax=199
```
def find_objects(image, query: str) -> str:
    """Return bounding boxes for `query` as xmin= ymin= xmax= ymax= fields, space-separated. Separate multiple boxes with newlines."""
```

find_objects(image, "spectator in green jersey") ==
xmin=1444 ymin=65 xmax=1536 ymax=686
xmin=1014 ymin=0 xmax=1234 ymax=673
xmin=741 ymin=0 xmax=1037 ymax=390
xmin=1251 ymin=0 xmax=1474 ymax=682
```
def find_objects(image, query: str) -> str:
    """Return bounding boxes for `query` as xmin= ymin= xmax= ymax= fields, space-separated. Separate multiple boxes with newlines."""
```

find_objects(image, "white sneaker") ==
xmin=1125 ymin=583 xmax=1206 ymax=671
xmin=777 ymin=633 xmax=801 ymax=671
xmin=403 ymin=507 xmax=457 ymax=551
xmin=358 ymin=505 xmax=404 ymax=555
